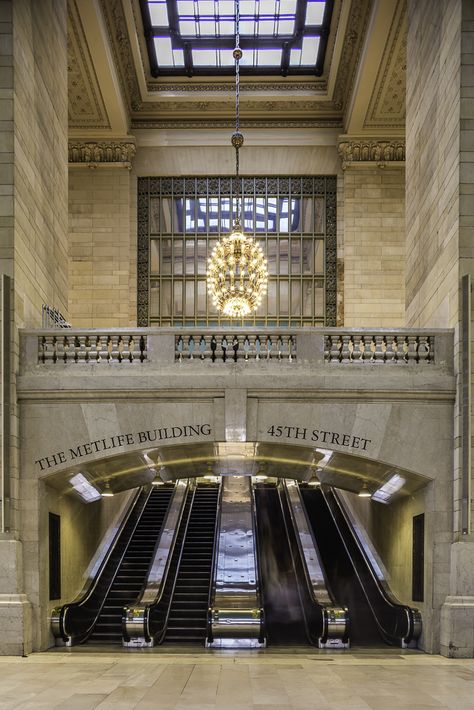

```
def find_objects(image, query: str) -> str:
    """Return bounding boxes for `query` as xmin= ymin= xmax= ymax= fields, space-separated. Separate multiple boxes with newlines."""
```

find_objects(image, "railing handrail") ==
xmin=21 ymin=326 xmax=455 ymax=336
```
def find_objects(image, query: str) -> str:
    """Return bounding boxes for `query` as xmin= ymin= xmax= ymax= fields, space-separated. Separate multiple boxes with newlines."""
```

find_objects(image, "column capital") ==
xmin=337 ymin=135 xmax=405 ymax=170
xmin=68 ymin=140 xmax=136 ymax=169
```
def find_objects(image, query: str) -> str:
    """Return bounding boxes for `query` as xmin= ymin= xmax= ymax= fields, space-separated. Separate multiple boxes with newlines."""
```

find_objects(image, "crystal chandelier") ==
xmin=207 ymin=1 xmax=268 ymax=319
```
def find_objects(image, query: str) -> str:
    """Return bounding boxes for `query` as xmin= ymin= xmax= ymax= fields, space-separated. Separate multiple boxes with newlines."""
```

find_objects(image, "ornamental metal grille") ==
xmin=137 ymin=176 xmax=336 ymax=326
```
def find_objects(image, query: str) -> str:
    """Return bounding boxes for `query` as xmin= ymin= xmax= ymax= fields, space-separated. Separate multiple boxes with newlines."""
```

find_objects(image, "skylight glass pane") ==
xmin=177 ymin=0 xmax=194 ymax=13
xmin=193 ymin=48 xmax=218 ymax=66
xmin=197 ymin=0 xmax=215 ymax=14
xmin=218 ymin=0 xmax=235 ymax=12
xmin=148 ymin=1 xmax=169 ymax=25
xmin=277 ymin=19 xmax=295 ymax=33
xmin=240 ymin=1 xmax=256 ymax=13
xmin=289 ymin=47 xmax=301 ymax=66
xmin=256 ymin=48 xmax=281 ymax=65
xmin=154 ymin=37 xmax=174 ymax=66
xmin=219 ymin=48 xmax=236 ymax=65
xmin=258 ymin=0 xmax=277 ymax=14
xmin=279 ymin=0 xmax=297 ymax=12
xmin=257 ymin=19 xmax=276 ymax=35
xmin=200 ymin=20 xmax=217 ymax=34
xmin=173 ymin=48 xmax=185 ymax=66
xmin=240 ymin=19 xmax=256 ymax=34
xmin=301 ymin=35 xmax=320 ymax=64
xmin=180 ymin=20 xmax=197 ymax=34
xmin=306 ymin=1 xmax=326 ymax=24
xmin=219 ymin=20 xmax=236 ymax=35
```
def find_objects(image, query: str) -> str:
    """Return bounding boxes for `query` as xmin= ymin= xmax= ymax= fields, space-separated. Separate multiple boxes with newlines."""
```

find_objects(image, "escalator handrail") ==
xmin=149 ymin=481 xmax=197 ymax=644
xmin=138 ymin=479 xmax=190 ymax=606
xmin=321 ymin=486 xmax=420 ymax=644
xmin=249 ymin=478 xmax=266 ymax=640
xmin=53 ymin=485 xmax=151 ymax=643
xmin=121 ymin=479 xmax=192 ymax=643
xmin=282 ymin=479 xmax=336 ymax=610
xmin=206 ymin=479 xmax=224 ymax=641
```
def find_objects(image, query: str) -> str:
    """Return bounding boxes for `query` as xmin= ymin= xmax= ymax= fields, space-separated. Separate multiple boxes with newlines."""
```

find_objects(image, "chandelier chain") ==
xmin=235 ymin=0 xmax=241 ymax=221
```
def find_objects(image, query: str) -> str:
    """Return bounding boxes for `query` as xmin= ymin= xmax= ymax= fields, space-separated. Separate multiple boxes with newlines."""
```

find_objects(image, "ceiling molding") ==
xmin=68 ymin=0 xmax=110 ymax=129
xmin=364 ymin=0 xmax=406 ymax=129
xmin=67 ymin=0 xmax=406 ymax=136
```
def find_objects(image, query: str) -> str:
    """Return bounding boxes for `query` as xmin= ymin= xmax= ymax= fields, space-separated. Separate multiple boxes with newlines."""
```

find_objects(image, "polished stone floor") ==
xmin=0 ymin=647 xmax=473 ymax=709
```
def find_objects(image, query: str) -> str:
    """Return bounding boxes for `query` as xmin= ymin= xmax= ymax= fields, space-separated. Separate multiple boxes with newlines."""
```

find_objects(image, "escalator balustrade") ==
xmin=88 ymin=486 xmax=173 ymax=644
xmin=300 ymin=484 xmax=421 ymax=648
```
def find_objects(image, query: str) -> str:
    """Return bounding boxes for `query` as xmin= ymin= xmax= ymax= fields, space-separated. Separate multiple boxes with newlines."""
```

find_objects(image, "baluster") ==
xmin=107 ymin=335 xmax=114 ymax=361
xmin=370 ymin=336 xmax=377 ymax=362
xmin=326 ymin=335 xmax=332 ymax=362
xmin=391 ymin=336 xmax=398 ymax=362
xmin=288 ymin=335 xmax=294 ymax=362
xmin=266 ymin=336 xmax=272 ymax=360
xmin=381 ymin=336 xmax=387 ymax=363
xmin=277 ymin=336 xmax=283 ymax=360
xmin=210 ymin=334 xmax=217 ymax=362
xmin=117 ymin=335 xmax=124 ymax=363
xmin=139 ymin=335 xmax=147 ymax=362
xmin=188 ymin=335 xmax=195 ymax=360
xmin=243 ymin=335 xmax=251 ymax=361
xmin=74 ymin=336 xmax=81 ymax=362
xmin=348 ymin=335 xmax=354 ymax=362
xmin=221 ymin=334 xmax=228 ymax=362
xmin=414 ymin=336 xmax=420 ymax=364
xmin=336 ymin=336 xmax=343 ymax=362
xmin=425 ymin=336 xmax=432 ymax=363
xmin=255 ymin=335 xmax=261 ymax=360
xmin=359 ymin=335 xmax=366 ymax=361
xmin=128 ymin=335 xmax=135 ymax=362
xmin=199 ymin=335 xmax=206 ymax=360
xmin=84 ymin=335 xmax=91 ymax=362
xmin=403 ymin=336 xmax=410 ymax=363
xmin=90 ymin=335 xmax=99 ymax=362
xmin=177 ymin=335 xmax=183 ymax=361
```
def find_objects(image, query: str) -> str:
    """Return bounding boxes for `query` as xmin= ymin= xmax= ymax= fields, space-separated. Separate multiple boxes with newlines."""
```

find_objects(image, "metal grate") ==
xmin=137 ymin=175 xmax=337 ymax=327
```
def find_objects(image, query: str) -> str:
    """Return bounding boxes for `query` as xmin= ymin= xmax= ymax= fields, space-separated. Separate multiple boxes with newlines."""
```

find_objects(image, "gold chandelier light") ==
xmin=207 ymin=1 xmax=268 ymax=319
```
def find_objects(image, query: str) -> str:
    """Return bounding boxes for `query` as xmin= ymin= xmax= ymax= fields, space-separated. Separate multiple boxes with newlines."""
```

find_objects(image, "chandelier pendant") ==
xmin=206 ymin=1 xmax=268 ymax=319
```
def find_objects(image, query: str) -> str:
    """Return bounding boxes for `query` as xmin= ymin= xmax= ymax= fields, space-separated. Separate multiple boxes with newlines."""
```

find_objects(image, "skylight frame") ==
xmin=140 ymin=0 xmax=334 ymax=77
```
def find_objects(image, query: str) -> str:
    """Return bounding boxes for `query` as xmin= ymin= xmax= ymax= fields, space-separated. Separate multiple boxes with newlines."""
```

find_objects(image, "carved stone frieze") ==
xmin=338 ymin=139 xmax=405 ymax=169
xmin=68 ymin=0 xmax=110 ymax=129
xmin=68 ymin=141 xmax=136 ymax=166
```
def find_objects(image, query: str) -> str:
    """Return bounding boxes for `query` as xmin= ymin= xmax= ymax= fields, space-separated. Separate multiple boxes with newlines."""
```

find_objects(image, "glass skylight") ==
xmin=141 ymin=0 xmax=332 ymax=76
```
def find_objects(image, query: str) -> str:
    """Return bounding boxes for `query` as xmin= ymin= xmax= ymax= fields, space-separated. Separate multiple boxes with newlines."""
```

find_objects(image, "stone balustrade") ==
xmin=20 ymin=327 xmax=453 ymax=371
xmin=37 ymin=332 xmax=147 ymax=364
xmin=325 ymin=332 xmax=432 ymax=364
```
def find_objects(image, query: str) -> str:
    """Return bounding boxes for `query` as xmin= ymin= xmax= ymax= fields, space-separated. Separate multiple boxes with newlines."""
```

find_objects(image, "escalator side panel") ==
xmin=254 ymin=486 xmax=308 ymax=645
xmin=301 ymin=487 xmax=382 ymax=645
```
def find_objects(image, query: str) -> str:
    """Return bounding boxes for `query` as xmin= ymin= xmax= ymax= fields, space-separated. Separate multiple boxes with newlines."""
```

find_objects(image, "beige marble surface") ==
xmin=0 ymin=649 xmax=473 ymax=709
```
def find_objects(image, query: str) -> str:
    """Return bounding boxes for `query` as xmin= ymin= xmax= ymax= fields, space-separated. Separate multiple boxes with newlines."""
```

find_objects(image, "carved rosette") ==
xmin=68 ymin=141 xmax=137 ymax=168
xmin=338 ymin=139 xmax=405 ymax=169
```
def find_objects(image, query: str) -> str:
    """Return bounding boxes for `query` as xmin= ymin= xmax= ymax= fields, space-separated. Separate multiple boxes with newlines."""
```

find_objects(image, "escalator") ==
xmin=52 ymin=484 xmax=174 ymax=646
xmin=88 ymin=485 xmax=173 ymax=644
xmin=254 ymin=484 xmax=307 ymax=644
xmin=163 ymin=483 xmax=219 ymax=643
xmin=300 ymin=485 xmax=421 ymax=647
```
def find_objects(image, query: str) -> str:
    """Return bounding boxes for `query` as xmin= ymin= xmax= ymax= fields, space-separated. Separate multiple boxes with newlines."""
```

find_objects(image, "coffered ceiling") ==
xmin=68 ymin=0 xmax=406 ymax=138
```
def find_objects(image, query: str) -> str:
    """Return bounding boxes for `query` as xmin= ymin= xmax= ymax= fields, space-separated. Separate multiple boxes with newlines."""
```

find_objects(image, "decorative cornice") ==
xmin=338 ymin=139 xmax=405 ymax=169
xmin=68 ymin=141 xmax=136 ymax=168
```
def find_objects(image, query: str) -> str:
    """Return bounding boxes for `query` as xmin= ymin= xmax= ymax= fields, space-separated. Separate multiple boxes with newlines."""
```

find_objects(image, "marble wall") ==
xmin=342 ymin=166 xmax=406 ymax=328
xmin=68 ymin=169 xmax=135 ymax=327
